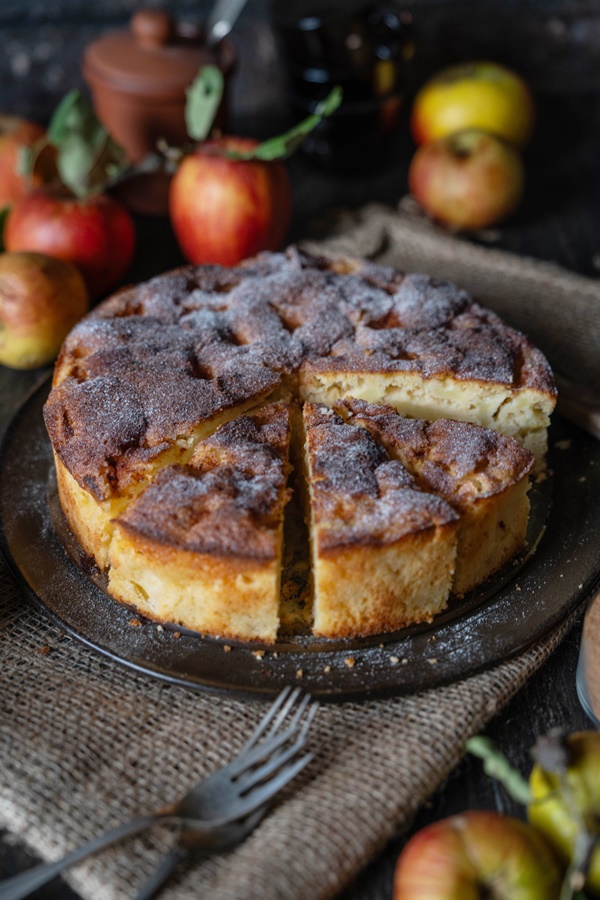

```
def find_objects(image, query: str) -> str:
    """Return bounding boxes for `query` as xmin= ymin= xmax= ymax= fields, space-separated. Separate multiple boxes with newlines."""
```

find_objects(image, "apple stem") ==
xmin=466 ymin=736 xmax=532 ymax=805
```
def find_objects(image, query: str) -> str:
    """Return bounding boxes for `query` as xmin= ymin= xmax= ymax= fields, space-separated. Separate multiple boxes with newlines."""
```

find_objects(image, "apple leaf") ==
xmin=46 ymin=90 xmax=129 ymax=198
xmin=225 ymin=86 xmax=344 ymax=161
xmin=185 ymin=66 xmax=224 ymax=142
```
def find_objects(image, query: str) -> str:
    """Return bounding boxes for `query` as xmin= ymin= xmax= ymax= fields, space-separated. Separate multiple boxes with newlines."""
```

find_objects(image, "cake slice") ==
xmin=303 ymin=403 xmax=459 ymax=638
xmin=335 ymin=398 xmax=535 ymax=595
xmin=106 ymin=404 xmax=292 ymax=642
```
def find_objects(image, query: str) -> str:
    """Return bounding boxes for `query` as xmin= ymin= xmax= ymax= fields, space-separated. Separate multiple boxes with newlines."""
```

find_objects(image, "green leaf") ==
xmin=185 ymin=66 xmax=224 ymax=142
xmin=47 ymin=90 xmax=85 ymax=145
xmin=226 ymin=86 xmax=343 ymax=162
xmin=46 ymin=90 xmax=129 ymax=198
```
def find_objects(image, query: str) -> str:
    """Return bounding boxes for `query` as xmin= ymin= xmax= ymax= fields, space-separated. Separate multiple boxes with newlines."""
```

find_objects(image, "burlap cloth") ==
xmin=1 ymin=204 xmax=599 ymax=900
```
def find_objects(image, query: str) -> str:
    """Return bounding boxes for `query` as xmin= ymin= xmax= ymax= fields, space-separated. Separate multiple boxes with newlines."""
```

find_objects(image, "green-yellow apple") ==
xmin=411 ymin=62 xmax=534 ymax=148
xmin=529 ymin=731 xmax=600 ymax=894
xmin=169 ymin=136 xmax=292 ymax=267
xmin=393 ymin=811 xmax=563 ymax=900
xmin=4 ymin=191 xmax=135 ymax=299
xmin=0 ymin=251 xmax=88 ymax=369
xmin=408 ymin=130 xmax=524 ymax=230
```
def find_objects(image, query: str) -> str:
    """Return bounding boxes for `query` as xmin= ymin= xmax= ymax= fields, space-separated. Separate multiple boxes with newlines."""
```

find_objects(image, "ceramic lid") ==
xmin=84 ymin=10 xmax=232 ymax=98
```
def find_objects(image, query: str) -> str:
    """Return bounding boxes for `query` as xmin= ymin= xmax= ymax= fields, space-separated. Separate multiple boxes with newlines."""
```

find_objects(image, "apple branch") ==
xmin=466 ymin=736 xmax=532 ymax=804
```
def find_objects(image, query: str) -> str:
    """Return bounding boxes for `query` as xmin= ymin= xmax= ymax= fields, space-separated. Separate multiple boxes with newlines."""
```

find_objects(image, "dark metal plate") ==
xmin=1 ymin=379 xmax=599 ymax=701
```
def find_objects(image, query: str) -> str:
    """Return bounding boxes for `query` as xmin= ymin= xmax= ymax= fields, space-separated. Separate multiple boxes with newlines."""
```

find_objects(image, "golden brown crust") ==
xmin=303 ymin=403 xmax=458 ymax=552
xmin=45 ymin=248 xmax=556 ymax=501
xmin=114 ymin=405 xmax=292 ymax=561
xmin=335 ymin=398 xmax=534 ymax=507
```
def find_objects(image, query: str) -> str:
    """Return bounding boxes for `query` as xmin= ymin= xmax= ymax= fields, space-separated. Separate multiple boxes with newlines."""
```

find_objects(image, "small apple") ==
xmin=0 ymin=116 xmax=49 ymax=208
xmin=4 ymin=191 xmax=135 ymax=299
xmin=529 ymin=731 xmax=600 ymax=894
xmin=408 ymin=130 xmax=524 ymax=230
xmin=411 ymin=62 xmax=534 ymax=148
xmin=0 ymin=251 xmax=88 ymax=369
xmin=169 ymin=136 xmax=293 ymax=267
xmin=393 ymin=811 xmax=562 ymax=900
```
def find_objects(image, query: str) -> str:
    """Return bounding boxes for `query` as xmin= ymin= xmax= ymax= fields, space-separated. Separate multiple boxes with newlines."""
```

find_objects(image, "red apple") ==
xmin=169 ymin=136 xmax=293 ymax=267
xmin=393 ymin=811 xmax=562 ymax=900
xmin=0 ymin=116 xmax=49 ymax=208
xmin=411 ymin=62 xmax=534 ymax=149
xmin=0 ymin=251 xmax=88 ymax=369
xmin=4 ymin=191 xmax=135 ymax=299
xmin=408 ymin=130 xmax=524 ymax=230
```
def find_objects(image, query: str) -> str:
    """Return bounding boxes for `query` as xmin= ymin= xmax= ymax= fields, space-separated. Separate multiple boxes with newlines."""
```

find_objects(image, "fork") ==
xmin=0 ymin=686 xmax=317 ymax=900
xmin=132 ymin=685 xmax=317 ymax=900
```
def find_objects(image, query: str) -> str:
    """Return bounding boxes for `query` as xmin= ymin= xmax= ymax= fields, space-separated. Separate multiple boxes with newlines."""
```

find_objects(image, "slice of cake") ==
xmin=106 ymin=404 xmax=292 ymax=643
xmin=303 ymin=403 xmax=459 ymax=638
xmin=335 ymin=398 xmax=535 ymax=595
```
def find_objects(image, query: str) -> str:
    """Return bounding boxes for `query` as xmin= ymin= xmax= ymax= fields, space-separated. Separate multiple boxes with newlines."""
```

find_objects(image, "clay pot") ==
xmin=83 ymin=9 xmax=236 ymax=215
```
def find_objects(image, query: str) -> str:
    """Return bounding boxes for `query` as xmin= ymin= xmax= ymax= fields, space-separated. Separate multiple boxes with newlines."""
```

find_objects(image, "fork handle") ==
xmin=133 ymin=845 xmax=188 ymax=900
xmin=0 ymin=814 xmax=158 ymax=900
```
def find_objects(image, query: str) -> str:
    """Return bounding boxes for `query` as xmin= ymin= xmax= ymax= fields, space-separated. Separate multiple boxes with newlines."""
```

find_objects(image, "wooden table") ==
xmin=0 ymin=7 xmax=599 ymax=896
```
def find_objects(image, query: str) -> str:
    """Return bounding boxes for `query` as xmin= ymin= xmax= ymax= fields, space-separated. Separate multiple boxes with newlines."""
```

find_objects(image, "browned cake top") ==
xmin=304 ymin=404 xmax=458 ymax=551
xmin=45 ymin=248 xmax=555 ymax=500
xmin=115 ymin=405 xmax=291 ymax=560
xmin=336 ymin=398 xmax=534 ymax=507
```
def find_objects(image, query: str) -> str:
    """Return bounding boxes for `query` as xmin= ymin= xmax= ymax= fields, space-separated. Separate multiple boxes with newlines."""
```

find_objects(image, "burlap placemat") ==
xmin=1 ymin=204 xmax=599 ymax=900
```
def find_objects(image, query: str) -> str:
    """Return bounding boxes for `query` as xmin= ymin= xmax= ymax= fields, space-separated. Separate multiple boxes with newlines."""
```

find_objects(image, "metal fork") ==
xmin=0 ymin=686 xmax=317 ymax=900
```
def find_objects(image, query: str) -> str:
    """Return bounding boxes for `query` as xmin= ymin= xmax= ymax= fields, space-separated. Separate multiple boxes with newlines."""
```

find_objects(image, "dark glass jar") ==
xmin=270 ymin=0 xmax=414 ymax=173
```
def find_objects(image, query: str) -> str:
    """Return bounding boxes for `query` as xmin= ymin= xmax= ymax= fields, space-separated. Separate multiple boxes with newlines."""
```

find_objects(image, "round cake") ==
xmin=44 ymin=248 xmax=556 ymax=643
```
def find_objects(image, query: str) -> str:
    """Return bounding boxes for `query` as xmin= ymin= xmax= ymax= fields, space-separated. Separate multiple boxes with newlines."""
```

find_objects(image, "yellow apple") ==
xmin=0 ymin=252 xmax=88 ymax=369
xmin=411 ymin=62 xmax=534 ymax=148
xmin=529 ymin=731 xmax=600 ymax=895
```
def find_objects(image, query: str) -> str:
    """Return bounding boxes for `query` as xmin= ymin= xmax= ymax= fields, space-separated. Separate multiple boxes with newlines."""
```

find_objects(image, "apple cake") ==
xmin=44 ymin=247 xmax=554 ymax=642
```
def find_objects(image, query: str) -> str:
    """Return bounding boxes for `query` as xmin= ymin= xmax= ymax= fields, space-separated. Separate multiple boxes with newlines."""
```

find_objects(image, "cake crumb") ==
xmin=402 ymin=658 xmax=408 ymax=665
xmin=252 ymin=650 xmax=265 ymax=659
xmin=389 ymin=655 xmax=400 ymax=665
xmin=579 ymin=584 xmax=584 ymax=590
xmin=515 ymin=585 xmax=522 ymax=592
xmin=272 ymin=651 xmax=278 ymax=658
xmin=156 ymin=624 xmax=164 ymax=633
xmin=223 ymin=644 xmax=232 ymax=652
xmin=379 ymin=643 xmax=384 ymax=649
xmin=555 ymin=439 xmax=572 ymax=450
xmin=579 ymin=476 xmax=587 ymax=483
xmin=324 ymin=664 xmax=332 ymax=673
xmin=129 ymin=618 xmax=142 ymax=627
xmin=172 ymin=631 xmax=181 ymax=640
xmin=344 ymin=656 xmax=355 ymax=668
xmin=428 ymin=657 xmax=438 ymax=665
xmin=296 ymin=668 xmax=303 ymax=679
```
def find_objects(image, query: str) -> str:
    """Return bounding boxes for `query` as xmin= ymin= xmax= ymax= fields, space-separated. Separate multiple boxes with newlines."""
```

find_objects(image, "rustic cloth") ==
xmin=1 ymin=204 xmax=599 ymax=900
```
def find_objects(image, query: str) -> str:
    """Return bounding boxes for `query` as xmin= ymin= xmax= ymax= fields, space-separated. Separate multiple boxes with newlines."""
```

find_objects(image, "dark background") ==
xmin=1 ymin=1 xmax=599 ymax=898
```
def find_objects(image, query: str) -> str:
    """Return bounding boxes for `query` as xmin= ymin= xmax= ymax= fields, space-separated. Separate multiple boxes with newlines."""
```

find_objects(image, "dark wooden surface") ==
xmin=0 ymin=2 xmax=599 ymax=898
